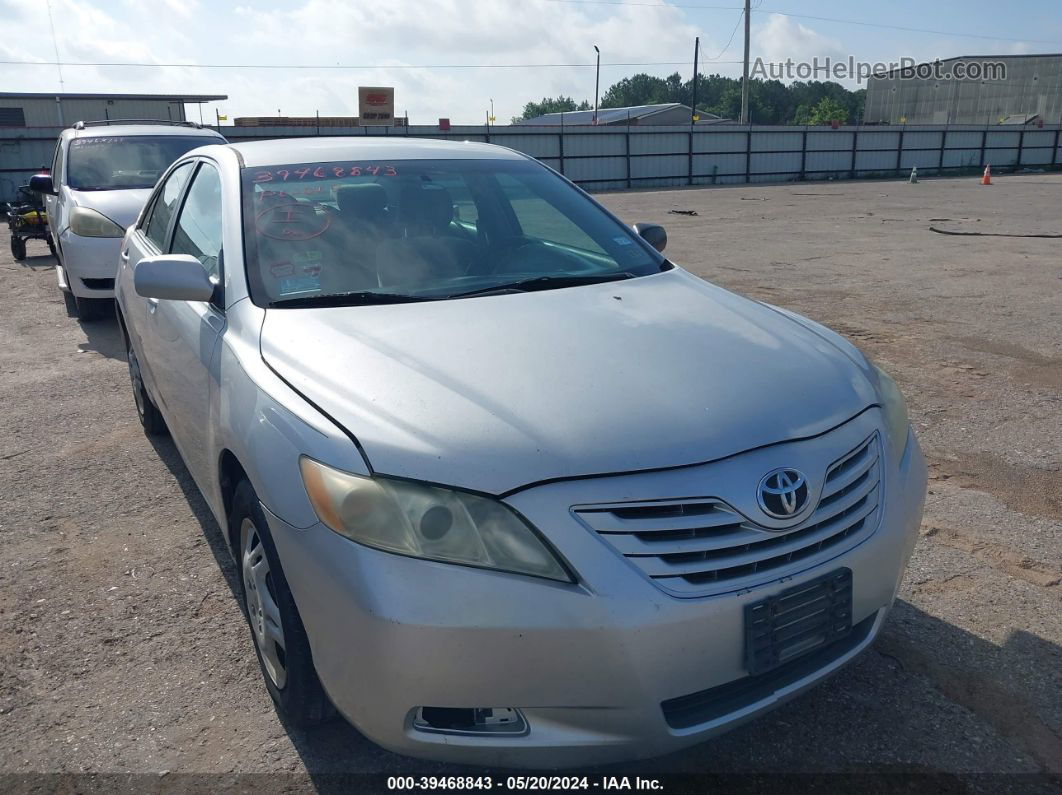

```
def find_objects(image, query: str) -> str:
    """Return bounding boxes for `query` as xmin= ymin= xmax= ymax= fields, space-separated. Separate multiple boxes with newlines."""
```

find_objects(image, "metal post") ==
xmin=740 ymin=0 xmax=751 ymax=124
xmin=850 ymin=128 xmax=858 ymax=179
xmin=939 ymin=125 xmax=947 ymax=175
xmin=800 ymin=128 xmax=807 ymax=180
xmin=559 ymin=114 xmax=565 ymax=176
xmin=626 ymin=125 xmax=632 ymax=189
xmin=980 ymin=128 xmax=987 ymax=167
xmin=1052 ymin=127 xmax=1060 ymax=168
xmin=745 ymin=126 xmax=752 ymax=184
xmin=688 ymin=129 xmax=694 ymax=186
xmin=593 ymin=45 xmax=601 ymax=126
xmin=896 ymin=124 xmax=906 ymax=176
xmin=691 ymin=37 xmax=699 ymax=125
xmin=1017 ymin=128 xmax=1025 ymax=169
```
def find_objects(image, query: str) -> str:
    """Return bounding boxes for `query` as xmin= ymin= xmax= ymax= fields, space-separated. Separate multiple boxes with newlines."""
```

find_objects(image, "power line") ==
xmin=0 ymin=58 xmax=742 ymax=70
xmin=538 ymin=0 xmax=1062 ymax=46
xmin=705 ymin=8 xmax=744 ymax=60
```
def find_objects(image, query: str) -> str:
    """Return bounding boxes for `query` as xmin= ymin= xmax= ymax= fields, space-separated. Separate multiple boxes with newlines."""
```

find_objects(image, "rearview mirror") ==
xmin=28 ymin=174 xmax=55 ymax=195
xmin=633 ymin=223 xmax=667 ymax=253
xmin=134 ymin=255 xmax=215 ymax=302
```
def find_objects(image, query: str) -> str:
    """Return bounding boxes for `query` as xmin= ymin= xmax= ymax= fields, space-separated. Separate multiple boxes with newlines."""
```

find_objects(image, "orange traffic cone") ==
xmin=980 ymin=165 xmax=992 ymax=185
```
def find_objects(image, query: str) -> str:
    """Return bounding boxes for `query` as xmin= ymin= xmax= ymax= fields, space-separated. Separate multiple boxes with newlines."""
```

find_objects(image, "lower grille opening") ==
xmin=81 ymin=277 xmax=115 ymax=291
xmin=413 ymin=706 xmax=527 ymax=736
xmin=661 ymin=612 xmax=877 ymax=730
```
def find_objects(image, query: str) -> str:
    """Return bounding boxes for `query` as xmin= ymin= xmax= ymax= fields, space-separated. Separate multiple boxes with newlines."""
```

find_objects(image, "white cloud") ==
xmin=753 ymin=13 xmax=847 ymax=76
xmin=4 ymin=0 xmax=731 ymax=123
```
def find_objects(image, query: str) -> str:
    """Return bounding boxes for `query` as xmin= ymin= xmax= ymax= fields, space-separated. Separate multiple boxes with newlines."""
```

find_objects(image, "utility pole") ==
xmin=740 ymin=0 xmax=751 ymax=124
xmin=593 ymin=45 xmax=601 ymax=125
xmin=691 ymin=36 xmax=699 ymax=124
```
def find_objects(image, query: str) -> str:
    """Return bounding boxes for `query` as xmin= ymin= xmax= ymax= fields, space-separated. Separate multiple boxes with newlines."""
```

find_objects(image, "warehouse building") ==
xmin=0 ymin=92 xmax=226 ymax=201
xmin=515 ymin=103 xmax=731 ymax=126
xmin=0 ymin=92 xmax=226 ymax=128
xmin=865 ymin=54 xmax=1062 ymax=125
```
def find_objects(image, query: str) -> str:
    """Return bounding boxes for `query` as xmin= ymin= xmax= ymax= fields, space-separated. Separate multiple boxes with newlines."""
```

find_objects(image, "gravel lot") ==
xmin=1 ymin=172 xmax=1059 ymax=792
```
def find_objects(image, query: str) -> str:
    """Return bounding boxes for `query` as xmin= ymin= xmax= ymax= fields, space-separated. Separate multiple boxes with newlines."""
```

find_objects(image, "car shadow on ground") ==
xmin=76 ymin=302 xmax=127 ymax=360
xmin=146 ymin=431 xmax=240 ymax=602
xmin=14 ymin=252 xmax=55 ymax=271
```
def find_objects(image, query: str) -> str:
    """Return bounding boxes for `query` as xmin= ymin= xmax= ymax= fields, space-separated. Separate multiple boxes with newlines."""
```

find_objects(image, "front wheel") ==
xmin=126 ymin=338 xmax=167 ymax=436
xmin=231 ymin=481 xmax=334 ymax=727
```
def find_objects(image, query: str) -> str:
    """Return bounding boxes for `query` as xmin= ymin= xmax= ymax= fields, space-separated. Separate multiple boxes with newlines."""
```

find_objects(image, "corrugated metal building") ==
xmin=865 ymin=54 xmax=1062 ymax=125
xmin=516 ymin=103 xmax=731 ymax=126
xmin=0 ymin=92 xmax=227 ymax=128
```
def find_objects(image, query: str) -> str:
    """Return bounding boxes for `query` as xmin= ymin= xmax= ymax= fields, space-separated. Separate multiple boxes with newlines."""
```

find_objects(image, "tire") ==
xmin=125 ymin=337 xmax=167 ymax=436
xmin=73 ymin=295 xmax=111 ymax=322
xmin=231 ymin=480 xmax=335 ymax=727
xmin=10 ymin=236 xmax=26 ymax=261
xmin=47 ymin=237 xmax=56 ymax=257
xmin=62 ymin=289 xmax=77 ymax=317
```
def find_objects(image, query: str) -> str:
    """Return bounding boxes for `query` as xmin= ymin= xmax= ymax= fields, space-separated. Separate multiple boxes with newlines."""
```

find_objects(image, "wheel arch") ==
xmin=218 ymin=448 xmax=251 ymax=555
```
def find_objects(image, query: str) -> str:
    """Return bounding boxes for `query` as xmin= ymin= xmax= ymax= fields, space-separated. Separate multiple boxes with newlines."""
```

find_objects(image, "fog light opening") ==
xmin=413 ymin=706 xmax=527 ymax=736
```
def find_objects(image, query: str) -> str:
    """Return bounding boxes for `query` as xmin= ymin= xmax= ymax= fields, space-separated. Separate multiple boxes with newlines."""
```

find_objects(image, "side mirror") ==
xmin=28 ymin=174 xmax=55 ymax=195
xmin=633 ymin=223 xmax=667 ymax=253
xmin=134 ymin=255 xmax=215 ymax=302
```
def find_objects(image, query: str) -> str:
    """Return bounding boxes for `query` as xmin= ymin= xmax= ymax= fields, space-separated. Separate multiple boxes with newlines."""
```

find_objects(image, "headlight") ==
xmin=69 ymin=206 xmax=124 ymax=238
xmin=299 ymin=457 xmax=572 ymax=582
xmin=871 ymin=364 xmax=910 ymax=459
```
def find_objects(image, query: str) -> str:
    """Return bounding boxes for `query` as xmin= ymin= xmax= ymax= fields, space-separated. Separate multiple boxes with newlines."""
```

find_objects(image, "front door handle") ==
xmin=147 ymin=297 xmax=159 ymax=314
xmin=120 ymin=248 xmax=130 ymax=261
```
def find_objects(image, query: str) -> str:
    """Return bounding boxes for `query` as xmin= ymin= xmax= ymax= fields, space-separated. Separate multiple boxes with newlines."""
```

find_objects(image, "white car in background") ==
xmin=30 ymin=120 xmax=225 ymax=320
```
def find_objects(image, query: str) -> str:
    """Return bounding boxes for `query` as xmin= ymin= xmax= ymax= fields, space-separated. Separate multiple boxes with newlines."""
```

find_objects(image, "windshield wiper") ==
xmin=450 ymin=272 xmax=637 ymax=298
xmin=268 ymin=291 xmax=440 ymax=308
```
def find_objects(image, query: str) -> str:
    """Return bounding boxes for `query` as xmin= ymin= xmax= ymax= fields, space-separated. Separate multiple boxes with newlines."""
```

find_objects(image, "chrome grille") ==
xmin=573 ymin=433 xmax=882 ymax=597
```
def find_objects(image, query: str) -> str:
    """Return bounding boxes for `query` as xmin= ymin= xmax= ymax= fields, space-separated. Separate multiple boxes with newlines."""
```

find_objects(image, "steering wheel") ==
xmin=491 ymin=239 xmax=587 ymax=275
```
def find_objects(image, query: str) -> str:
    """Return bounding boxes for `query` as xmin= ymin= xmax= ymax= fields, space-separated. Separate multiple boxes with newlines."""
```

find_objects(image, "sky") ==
xmin=2 ymin=0 xmax=1060 ymax=124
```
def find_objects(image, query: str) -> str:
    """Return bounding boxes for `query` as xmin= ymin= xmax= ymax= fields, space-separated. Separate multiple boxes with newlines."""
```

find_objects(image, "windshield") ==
xmin=67 ymin=135 xmax=214 ymax=190
xmin=241 ymin=158 xmax=667 ymax=306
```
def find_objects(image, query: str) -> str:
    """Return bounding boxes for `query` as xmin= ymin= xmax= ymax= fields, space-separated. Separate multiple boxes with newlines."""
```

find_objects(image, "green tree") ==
xmin=518 ymin=75 xmax=866 ymax=125
xmin=803 ymin=97 xmax=849 ymax=125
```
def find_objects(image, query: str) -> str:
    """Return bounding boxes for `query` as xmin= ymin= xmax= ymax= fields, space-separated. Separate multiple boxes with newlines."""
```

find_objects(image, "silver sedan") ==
xmin=114 ymin=137 xmax=927 ymax=767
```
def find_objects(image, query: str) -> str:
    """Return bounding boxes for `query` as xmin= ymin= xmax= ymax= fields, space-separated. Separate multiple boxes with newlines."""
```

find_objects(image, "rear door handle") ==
xmin=120 ymin=248 xmax=130 ymax=261
xmin=147 ymin=297 xmax=159 ymax=313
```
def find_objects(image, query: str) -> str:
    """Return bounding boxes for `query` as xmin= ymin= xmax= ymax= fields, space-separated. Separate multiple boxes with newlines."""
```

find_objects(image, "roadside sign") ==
xmin=359 ymin=87 xmax=395 ymax=126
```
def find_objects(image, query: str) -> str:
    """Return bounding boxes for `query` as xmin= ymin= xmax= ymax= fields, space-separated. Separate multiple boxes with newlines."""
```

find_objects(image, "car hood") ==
xmin=69 ymin=188 xmax=153 ymax=230
xmin=260 ymin=269 xmax=878 ymax=494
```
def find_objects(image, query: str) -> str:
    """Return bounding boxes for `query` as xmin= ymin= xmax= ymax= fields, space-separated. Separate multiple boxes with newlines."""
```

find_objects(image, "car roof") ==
xmin=66 ymin=125 xmax=225 ymax=139
xmin=228 ymin=136 xmax=527 ymax=167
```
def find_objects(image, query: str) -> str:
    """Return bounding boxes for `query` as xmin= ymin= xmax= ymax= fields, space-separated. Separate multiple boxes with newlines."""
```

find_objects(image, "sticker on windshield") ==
xmin=613 ymin=237 xmax=633 ymax=245
xmin=251 ymin=164 xmax=398 ymax=183
xmin=278 ymin=274 xmax=321 ymax=296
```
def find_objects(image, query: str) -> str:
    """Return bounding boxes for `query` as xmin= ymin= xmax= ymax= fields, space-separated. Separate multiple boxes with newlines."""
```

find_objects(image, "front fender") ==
xmin=211 ymin=300 xmax=369 ymax=531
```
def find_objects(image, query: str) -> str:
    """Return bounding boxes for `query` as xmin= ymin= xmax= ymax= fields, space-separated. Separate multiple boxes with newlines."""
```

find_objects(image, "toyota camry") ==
xmin=114 ymin=137 xmax=927 ymax=767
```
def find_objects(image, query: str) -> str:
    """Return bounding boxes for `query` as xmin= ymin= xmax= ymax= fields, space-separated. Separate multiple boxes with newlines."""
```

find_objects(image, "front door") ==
xmin=146 ymin=161 xmax=226 ymax=489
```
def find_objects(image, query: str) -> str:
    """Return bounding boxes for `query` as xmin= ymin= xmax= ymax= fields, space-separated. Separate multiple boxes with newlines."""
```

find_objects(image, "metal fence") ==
xmin=3 ymin=122 xmax=1061 ymax=201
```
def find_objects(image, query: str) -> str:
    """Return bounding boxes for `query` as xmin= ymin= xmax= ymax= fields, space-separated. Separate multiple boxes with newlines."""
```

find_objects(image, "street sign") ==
xmin=359 ymin=86 xmax=395 ymax=126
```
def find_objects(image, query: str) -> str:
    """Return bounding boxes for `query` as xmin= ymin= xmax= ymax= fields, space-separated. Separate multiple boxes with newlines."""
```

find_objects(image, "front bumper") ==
xmin=56 ymin=229 xmax=122 ymax=298
xmin=266 ymin=415 xmax=927 ymax=768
